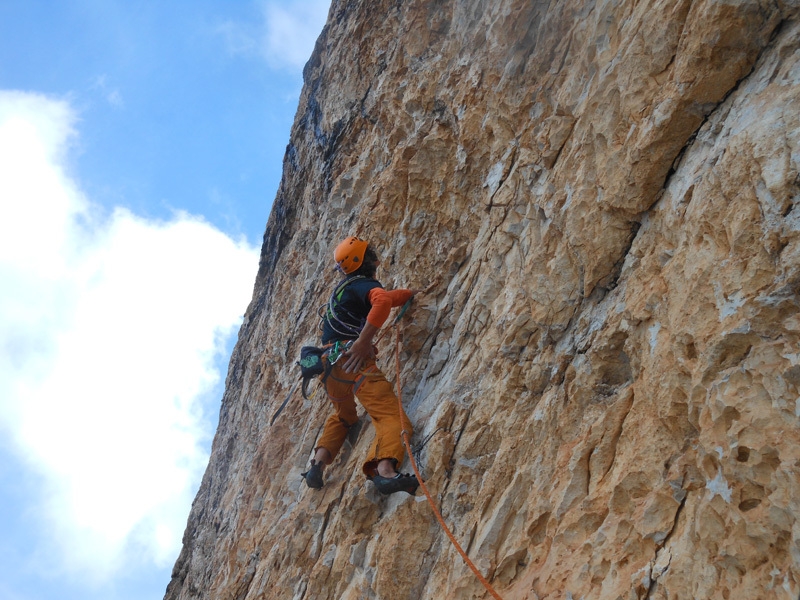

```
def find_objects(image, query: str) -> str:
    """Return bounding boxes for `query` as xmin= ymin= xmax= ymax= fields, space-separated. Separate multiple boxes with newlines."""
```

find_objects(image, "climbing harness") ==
xmin=392 ymin=298 xmax=505 ymax=600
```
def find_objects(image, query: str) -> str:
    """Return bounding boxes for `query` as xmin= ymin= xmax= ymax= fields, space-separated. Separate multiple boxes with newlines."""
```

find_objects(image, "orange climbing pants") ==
xmin=316 ymin=358 xmax=413 ymax=477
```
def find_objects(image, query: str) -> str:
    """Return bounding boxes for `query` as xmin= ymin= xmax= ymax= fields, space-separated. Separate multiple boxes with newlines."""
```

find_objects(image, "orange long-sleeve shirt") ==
xmin=366 ymin=288 xmax=414 ymax=328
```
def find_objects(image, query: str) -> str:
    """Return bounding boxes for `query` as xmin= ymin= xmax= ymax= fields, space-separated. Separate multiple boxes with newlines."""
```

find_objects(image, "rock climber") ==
xmin=302 ymin=236 xmax=423 ymax=495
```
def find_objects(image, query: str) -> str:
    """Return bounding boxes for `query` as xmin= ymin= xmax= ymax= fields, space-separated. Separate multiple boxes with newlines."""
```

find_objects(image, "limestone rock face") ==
xmin=165 ymin=1 xmax=800 ymax=599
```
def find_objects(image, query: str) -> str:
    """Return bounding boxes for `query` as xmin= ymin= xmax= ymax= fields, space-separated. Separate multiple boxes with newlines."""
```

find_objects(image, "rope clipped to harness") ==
xmin=392 ymin=304 xmax=504 ymax=600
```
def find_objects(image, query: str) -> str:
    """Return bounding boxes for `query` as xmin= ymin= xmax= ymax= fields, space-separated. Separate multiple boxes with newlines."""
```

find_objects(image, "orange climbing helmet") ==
xmin=334 ymin=236 xmax=369 ymax=274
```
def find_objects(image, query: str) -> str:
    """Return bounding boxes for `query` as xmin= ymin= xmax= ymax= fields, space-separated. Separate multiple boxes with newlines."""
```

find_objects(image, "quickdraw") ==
xmin=326 ymin=339 xmax=354 ymax=365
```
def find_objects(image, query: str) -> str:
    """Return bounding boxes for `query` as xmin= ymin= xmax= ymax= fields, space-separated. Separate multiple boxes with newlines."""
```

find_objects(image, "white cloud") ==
xmin=217 ymin=0 xmax=330 ymax=71
xmin=0 ymin=91 xmax=259 ymax=581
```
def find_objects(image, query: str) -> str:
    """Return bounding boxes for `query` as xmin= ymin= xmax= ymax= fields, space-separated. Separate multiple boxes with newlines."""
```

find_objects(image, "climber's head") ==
xmin=334 ymin=236 xmax=378 ymax=277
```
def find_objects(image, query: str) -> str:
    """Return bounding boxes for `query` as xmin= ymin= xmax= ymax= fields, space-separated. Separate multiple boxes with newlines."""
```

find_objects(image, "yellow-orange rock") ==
xmin=166 ymin=1 xmax=800 ymax=599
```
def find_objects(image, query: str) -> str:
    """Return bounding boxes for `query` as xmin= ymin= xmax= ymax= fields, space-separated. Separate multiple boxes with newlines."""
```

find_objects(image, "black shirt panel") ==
xmin=321 ymin=276 xmax=383 ymax=344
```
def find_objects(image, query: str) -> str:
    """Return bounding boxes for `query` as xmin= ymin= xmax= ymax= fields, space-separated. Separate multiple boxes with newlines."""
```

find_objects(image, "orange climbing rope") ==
xmin=393 ymin=319 xmax=504 ymax=600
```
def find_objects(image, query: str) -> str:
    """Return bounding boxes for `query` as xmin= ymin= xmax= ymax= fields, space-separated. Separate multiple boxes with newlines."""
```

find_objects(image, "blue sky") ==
xmin=0 ymin=2 xmax=330 ymax=600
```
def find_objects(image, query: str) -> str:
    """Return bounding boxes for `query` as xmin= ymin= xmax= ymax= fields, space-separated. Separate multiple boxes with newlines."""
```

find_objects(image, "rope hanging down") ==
xmin=392 ymin=307 xmax=504 ymax=600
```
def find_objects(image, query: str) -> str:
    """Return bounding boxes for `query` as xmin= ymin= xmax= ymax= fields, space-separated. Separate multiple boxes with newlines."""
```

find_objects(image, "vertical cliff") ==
xmin=165 ymin=1 xmax=800 ymax=598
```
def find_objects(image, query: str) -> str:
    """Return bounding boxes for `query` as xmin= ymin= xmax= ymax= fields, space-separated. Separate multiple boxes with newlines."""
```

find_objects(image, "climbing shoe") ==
xmin=301 ymin=460 xmax=324 ymax=489
xmin=371 ymin=472 xmax=419 ymax=496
